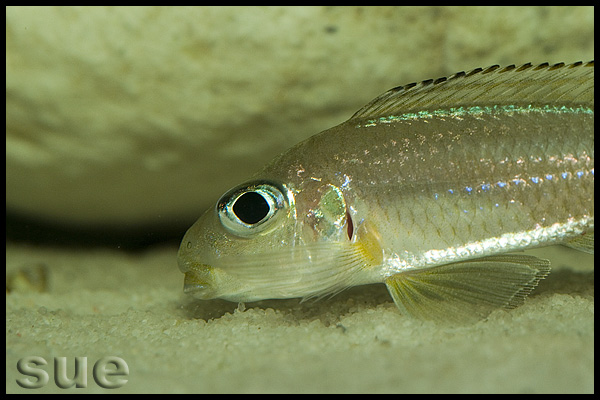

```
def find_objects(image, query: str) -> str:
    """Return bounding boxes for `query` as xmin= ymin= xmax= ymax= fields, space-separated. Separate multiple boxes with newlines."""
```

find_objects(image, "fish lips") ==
xmin=182 ymin=264 xmax=218 ymax=299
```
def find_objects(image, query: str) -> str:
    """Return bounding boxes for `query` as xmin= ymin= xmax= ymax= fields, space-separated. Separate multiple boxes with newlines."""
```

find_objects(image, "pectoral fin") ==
xmin=384 ymin=255 xmax=551 ymax=323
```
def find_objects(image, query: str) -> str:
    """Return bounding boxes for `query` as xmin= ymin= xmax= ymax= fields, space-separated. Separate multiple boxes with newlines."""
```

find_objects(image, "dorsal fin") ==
xmin=350 ymin=61 xmax=594 ymax=120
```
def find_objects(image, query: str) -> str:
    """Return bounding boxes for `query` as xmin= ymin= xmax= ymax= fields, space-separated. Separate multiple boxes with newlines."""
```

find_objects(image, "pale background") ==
xmin=6 ymin=6 xmax=594 ymax=393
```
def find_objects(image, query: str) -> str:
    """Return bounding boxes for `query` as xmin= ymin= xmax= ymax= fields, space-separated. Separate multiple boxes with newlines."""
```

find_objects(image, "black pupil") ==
xmin=232 ymin=192 xmax=270 ymax=224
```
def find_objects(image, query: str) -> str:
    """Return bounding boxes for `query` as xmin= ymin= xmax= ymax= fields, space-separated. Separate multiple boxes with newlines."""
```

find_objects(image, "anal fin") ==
xmin=385 ymin=254 xmax=551 ymax=324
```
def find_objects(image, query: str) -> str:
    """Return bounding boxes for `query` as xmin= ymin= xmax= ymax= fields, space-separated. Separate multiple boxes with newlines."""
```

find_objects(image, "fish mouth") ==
xmin=182 ymin=264 xmax=218 ymax=299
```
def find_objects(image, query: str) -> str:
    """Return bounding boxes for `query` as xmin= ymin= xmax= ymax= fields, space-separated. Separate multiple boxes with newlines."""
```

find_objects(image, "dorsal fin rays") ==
xmin=350 ymin=61 xmax=594 ymax=120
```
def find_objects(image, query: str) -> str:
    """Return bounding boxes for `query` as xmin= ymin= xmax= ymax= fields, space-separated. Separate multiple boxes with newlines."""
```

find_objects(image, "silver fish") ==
xmin=178 ymin=61 xmax=594 ymax=322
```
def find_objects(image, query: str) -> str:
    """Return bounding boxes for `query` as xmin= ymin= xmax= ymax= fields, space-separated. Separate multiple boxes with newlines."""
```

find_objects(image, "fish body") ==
xmin=178 ymin=61 xmax=594 ymax=322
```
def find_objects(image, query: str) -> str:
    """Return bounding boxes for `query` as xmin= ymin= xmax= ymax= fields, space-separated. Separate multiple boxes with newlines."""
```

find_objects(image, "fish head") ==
xmin=177 ymin=179 xmax=360 ymax=302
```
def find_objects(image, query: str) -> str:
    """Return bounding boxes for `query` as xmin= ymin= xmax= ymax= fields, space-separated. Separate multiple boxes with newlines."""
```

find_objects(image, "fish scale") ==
xmin=280 ymin=111 xmax=592 ymax=267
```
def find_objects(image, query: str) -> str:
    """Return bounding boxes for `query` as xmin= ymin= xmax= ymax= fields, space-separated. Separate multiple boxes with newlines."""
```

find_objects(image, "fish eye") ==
xmin=217 ymin=180 xmax=290 ymax=237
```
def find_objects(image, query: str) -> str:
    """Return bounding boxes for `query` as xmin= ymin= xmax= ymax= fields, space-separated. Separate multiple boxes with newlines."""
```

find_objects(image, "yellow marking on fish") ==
xmin=353 ymin=220 xmax=384 ymax=269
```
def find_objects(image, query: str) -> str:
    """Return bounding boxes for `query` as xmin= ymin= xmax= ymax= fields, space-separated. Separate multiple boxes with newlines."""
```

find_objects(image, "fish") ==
xmin=178 ymin=61 xmax=594 ymax=323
